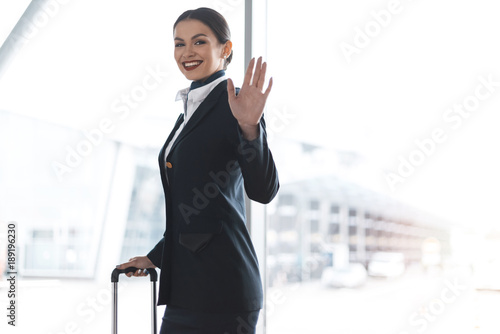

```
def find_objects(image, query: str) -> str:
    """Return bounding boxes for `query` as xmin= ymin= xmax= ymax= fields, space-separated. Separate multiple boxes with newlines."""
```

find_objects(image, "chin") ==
xmin=180 ymin=70 xmax=202 ymax=81
xmin=182 ymin=73 xmax=197 ymax=81
xmin=186 ymin=74 xmax=210 ymax=82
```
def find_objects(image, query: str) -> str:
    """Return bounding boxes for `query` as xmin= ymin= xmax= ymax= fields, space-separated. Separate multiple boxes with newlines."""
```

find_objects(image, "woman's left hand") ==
xmin=227 ymin=57 xmax=273 ymax=140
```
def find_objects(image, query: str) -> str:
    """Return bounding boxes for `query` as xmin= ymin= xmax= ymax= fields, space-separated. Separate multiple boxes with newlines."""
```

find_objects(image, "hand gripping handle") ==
xmin=111 ymin=267 xmax=158 ymax=282
xmin=111 ymin=267 xmax=158 ymax=334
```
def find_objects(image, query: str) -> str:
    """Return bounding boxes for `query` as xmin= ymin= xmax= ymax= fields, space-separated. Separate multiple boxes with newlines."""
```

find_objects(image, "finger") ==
xmin=116 ymin=261 xmax=131 ymax=270
xmin=243 ymin=57 xmax=255 ymax=87
xmin=227 ymin=78 xmax=236 ymax=101
xmin=253 ymin=57 xmax=263 ymax=87
xmin=117 ymin=257 xmax=141 ymax=271
xmin=264 ymin=77 xmax=273 ymax=98
xmin=119 ymin=258 xmax=135 ymax=267
xmin=257 ymin=61 xmax=268 ymax=91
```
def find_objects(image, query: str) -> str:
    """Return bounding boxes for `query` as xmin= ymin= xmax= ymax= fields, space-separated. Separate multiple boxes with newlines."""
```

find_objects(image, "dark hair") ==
xmin=173 ymin=7 xmax=233 ymax=69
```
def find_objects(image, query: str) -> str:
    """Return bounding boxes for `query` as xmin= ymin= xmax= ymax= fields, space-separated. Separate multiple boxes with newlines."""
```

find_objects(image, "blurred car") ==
xmin=368 ymin=252 xmax=405 ymax=277
xmin=321 ymin=263 xmax=367 ymax=288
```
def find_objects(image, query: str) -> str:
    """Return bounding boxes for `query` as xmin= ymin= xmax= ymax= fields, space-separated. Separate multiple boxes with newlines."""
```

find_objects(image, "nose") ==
xmin=182 ymin=45 xmax=195 ymax=59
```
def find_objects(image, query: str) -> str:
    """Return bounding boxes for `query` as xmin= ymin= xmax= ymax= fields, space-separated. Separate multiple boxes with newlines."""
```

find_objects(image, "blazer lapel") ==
xmin=167 ymin=80 xmax=227 ymax=156
xmin=158 ymin=113 xmax=184 ymax=187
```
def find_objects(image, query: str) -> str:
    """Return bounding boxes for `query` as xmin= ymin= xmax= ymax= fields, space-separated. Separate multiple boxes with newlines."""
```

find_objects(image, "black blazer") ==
xmin=147 ymin=80 xmax=279 ymax=313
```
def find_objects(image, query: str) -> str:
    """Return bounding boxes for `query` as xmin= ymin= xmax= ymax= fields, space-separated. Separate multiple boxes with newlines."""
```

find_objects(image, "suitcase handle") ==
xmin=111 ymin=267 xmax=158 ymax=334
xmin=111 ymin=267 xmax=158 ymax=282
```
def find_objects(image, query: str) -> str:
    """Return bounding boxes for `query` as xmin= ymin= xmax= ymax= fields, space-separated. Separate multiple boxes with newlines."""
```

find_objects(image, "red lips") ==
xmin=183 ymin=60 xmax=203 ymax=71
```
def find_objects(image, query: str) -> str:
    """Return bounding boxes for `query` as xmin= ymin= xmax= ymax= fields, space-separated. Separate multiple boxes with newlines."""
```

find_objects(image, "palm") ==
xmin=227 ymin=57 xmax=273 ymax=127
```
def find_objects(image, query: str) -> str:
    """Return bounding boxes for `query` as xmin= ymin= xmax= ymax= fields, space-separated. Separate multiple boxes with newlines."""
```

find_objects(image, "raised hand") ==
xmin=227 ymin=57 xmax=273 ymax=140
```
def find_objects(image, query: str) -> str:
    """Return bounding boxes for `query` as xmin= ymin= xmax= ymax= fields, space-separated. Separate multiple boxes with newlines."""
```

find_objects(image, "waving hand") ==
xmin=227 ymin=57 xmax=273 ymax=140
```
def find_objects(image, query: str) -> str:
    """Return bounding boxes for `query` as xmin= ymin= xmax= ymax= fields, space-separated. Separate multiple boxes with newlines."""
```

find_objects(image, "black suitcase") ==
xmin=111 ymin=267 xmax=158 ymax=334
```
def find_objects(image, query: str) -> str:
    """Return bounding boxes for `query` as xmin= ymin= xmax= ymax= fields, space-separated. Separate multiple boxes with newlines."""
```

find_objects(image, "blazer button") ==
xmin=166 ymin=162 xmax=172 ymax=168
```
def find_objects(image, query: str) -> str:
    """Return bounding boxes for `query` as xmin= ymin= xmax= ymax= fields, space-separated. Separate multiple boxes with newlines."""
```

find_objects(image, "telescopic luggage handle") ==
xmin=111 ymin=267 xmax=158 ymax=334
xmin=111 ymin=267 xmax=158 ymax=282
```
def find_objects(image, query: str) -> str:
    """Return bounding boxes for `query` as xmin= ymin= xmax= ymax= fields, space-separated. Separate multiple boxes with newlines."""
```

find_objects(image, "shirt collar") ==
xmin=175 ymin=71 xmax=226 ymax=104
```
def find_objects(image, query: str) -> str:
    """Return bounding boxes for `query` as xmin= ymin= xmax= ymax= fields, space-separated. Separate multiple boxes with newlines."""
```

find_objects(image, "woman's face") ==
xmin=173 ymin=19 xmax=230 ymax=82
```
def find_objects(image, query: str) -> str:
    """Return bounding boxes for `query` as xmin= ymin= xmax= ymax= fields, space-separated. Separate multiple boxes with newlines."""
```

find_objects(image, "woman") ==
xmin=116 ymin=7 xmax=279 ymax=334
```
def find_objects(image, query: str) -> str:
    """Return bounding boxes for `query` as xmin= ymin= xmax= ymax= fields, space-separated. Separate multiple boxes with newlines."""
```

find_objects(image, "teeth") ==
xmin=184 ymin=61 xmax=202 ymax=67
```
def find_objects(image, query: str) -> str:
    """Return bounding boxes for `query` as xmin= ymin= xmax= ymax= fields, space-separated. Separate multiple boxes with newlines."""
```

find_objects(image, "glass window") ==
xmin=263 ymin=1 xmax=500 ymax=333
xmin=309 ymin=200 xmax=320 ymax=211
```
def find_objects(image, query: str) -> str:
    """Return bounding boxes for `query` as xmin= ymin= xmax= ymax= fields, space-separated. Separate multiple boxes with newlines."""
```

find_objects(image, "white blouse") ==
xmin=164 ymin=75 xmax=227 ymax=162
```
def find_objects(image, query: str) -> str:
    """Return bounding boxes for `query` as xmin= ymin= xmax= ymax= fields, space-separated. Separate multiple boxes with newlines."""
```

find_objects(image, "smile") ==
xmin=183 ymin=60 xmax=203 ymax=71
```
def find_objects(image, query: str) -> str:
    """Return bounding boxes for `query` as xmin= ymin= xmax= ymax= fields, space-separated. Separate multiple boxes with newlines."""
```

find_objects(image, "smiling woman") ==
xmin=173 ymin=19 xmax=230 ymax=81
xmin=116 ymin=7 xmax=279 ymax=334
xmin=173 ymin=9 xmax=233 ymax=82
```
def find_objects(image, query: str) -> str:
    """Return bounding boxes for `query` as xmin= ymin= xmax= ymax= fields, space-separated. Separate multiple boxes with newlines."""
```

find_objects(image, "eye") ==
xmin=194 ymin=40 xmax=206 ymax=45
xmin=175 ymin=43 xmax=185 ymax=47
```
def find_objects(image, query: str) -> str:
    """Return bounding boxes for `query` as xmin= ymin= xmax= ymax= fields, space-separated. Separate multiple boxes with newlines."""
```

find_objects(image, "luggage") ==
xmin=111 ymin=267 xmax=158 ymax=334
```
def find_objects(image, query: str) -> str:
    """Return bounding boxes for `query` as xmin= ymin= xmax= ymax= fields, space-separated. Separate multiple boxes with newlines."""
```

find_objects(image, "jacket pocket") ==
xmin=178 ymin=220 xmax=224 ymax=253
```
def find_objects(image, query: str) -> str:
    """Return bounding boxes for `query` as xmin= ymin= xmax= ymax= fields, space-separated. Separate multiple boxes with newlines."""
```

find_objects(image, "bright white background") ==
xmin=1 ymin=0 xmax=500 ymax=333
xmin=265 ymin=0 xmax=500 ymax=229
xmin=1 ymin=0 xmax=499 ymax=230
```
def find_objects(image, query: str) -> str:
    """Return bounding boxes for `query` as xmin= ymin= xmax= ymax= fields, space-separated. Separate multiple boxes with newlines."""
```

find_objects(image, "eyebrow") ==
xmin=174 ymin=33 xmax=208 ymax=41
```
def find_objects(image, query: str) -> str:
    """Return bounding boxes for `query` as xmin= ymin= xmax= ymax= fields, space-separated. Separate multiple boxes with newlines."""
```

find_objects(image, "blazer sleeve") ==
xmin=147 ymin=237 xmax=164 ymax=269
xmin=235 ymin=116 xmax=280 ymax=204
